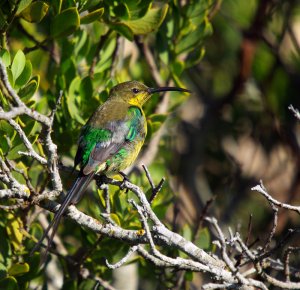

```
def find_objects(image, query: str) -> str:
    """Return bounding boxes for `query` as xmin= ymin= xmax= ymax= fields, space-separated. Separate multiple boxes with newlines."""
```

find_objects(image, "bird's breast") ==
xmin=105 ymin=107 xmax=147 ymax=173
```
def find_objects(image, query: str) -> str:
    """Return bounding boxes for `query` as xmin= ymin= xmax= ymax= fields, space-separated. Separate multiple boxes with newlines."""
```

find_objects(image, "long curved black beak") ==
xmin=148 ymin=87 xmax=191 ymax=94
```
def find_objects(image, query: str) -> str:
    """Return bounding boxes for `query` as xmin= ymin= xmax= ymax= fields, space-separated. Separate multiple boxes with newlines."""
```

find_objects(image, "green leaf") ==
xmin=15 ymin=162 xmax=28 ymax=177
xmin=6 ymin=68 xmax=14 ymax=88
xmin=97 ymin=189 xmax=106 ymax=208
xmin=16 ymin=253 xmax=40 ymax=282
xmin=126 ymin=0 xmax=152 ymax=19
xmin=0 ymin=120 xmax=13 ymax=136
xmin=94 ymin=37 xmax=116 ymax=72
xmin=114 ymin=190 xmax=128 ymax=215
xmin=171 ymin=60 xmax=185 ymax=77
xmin=148 ymin=114 xmax=168 ymax=123
xmin=11 ymin=50 xmax=26 ymax=84
xmin=110 ymin=213 xmax=121 ymax=226
xmin=6 ymin=214 xmax=24 ymax=251
xmin=23 ymin=119 xmax=38 ymax=136
xmin=195 ymin=227 xmax=211 ymax=250
xmin=51 ymin=8 xmax=80 ymax=38
xmin=6 ymin=143 xmax=26 ymax=160
xmin=20 ymin=1 xmax=49 ymax=23
xmin=175 ymin=20 xmax=212 ymax=54
xmin=29 ymin=223 xmax=43 ymax=242
xmin=17 ymin=0 xmax=33 ymax=14
xmin=122 ymin=4 xmax=169 ymax=35
xmin=15 ymin=60 xmax=32 ymax=88
xmin=18 ymin=79 xmax=38 ymax=102
xmin=75 ymin=31 xmax=90 ymax=61
xmin=151 ymin=121 xmax=163 ymax=133
xmin=0 ymin=135 xmax=10 ymax=154
xmin=113 ymin=3 xmax=130 ymax=20
xmin=0 ymin=90 xmax=9 ymax=108
xmin=78 ymin=279 xmax=97 ymax=290
xmin=67 ymin=77 xmax=85 ymax=124
xmin=186 ymin=47 xmax=205 ymax=68
xmin=184 ymin=0 xmax=209 ymax=27
xmin=79 ymin=0 xmax=102 ymax=11
xmin=79 ymin=76 xmax=93 ymax=100
xmin=74 ymin=30 xmax=88 ymax=55
xmin=8 ymin=263 xmax=29 ymax=277
xmin=0 ymin=276 xmax=18 ymax=290
xmin=0 ymin=49 xmax=11 ymax=67
xmin=175 ymin=27 xmax=203 ymax=55
xmin=109 ymin=23 xmax=133 ymax=41
xmin=61 ymin=58 xmax=76 ymax=87
xmin=68 ymin=76 xmax=81 ymax=97
xmin=80 ymin=8 xmax=104 ymax=24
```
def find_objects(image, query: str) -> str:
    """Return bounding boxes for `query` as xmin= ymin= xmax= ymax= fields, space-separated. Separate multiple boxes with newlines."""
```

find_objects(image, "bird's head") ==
xmin=109 ymin=81 xmax=191 ymax=107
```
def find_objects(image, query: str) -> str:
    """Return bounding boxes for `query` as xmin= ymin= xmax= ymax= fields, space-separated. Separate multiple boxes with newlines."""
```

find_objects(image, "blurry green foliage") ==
xmin=0 ymin=0 xmax=214 ymax=288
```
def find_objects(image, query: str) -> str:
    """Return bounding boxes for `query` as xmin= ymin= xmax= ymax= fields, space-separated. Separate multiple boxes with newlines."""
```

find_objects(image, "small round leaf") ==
xmin=51 ymin=8 xmax=80 ymax=38
xmin=11 ymin=50 xmax=26 ymax=84
xmin=20 ymin=1 xmax=49 ymax=23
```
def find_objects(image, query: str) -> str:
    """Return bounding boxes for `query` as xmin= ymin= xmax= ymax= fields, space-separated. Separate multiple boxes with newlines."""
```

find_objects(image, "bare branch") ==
xmin=284 ymin=247 xmax=300 ymax=282
xmin=288 ymin=105 xmax=300 ymax=121
xmin=142 ymin=164 xmax=165 ymax=203
xmin=205 ymin=217 xmax=249 ymax=285
xmin=251 ymin=181 xmax=300 ymax=214
xmin=0 ymin=188 xmax=29 ymax=200
xmin=106 ymin=245 xmax=138 ymax=269
xmin=6 ymin=116 xmax=47 ymax=164
xmin=262 ymin=203 xmax=278 ymax=252
xmin=0 ymin=157 xmax=30 ymax=199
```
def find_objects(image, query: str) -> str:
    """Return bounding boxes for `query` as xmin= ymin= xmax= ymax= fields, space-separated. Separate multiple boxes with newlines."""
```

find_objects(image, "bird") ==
xmin=31 ymin=80 xmax=191 ymax=258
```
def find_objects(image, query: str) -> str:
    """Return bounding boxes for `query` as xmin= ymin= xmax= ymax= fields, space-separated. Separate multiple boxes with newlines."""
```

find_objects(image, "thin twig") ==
xmin=262 ymin=203 xmax=278 ymax=252
xmin=284 ymin=247 xmax=300 ymax=282
xmin=106 ymin=245 xmax=138 ymax=269
xmin=288 ymin=105 xmax=300 ymax=121
xmin=251 ymin=181 xmax=300 ymax=214
xmin=89 ymin=31 xmax=112 ymax=78
xmin=142 ymin=164 xmax=165 ymax=203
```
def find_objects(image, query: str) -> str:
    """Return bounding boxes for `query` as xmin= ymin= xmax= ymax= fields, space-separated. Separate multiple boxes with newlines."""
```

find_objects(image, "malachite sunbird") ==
xmin=32 ymin=80 xmax=191 ymax=257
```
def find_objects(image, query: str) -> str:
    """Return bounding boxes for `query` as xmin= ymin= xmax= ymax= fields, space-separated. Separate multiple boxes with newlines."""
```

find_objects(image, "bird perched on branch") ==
xmin=32 ymin=80 xmax=190 ymax=258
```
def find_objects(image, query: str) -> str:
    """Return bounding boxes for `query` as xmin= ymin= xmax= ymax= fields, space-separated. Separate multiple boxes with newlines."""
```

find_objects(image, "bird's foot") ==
xmin=96 ymin=174 xmax=107 ymax=188
xmin=119 ymin=171 xmax=129 ymax=192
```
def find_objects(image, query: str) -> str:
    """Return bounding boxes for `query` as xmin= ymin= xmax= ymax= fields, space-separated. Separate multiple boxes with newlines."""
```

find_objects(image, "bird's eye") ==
xmin=132 ymin=88 xmax=139 ymax=94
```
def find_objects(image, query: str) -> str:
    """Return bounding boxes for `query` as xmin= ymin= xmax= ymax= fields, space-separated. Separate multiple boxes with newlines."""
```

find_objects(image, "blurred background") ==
xmin=158 ymin=0 xmax=300 ymax=287
xmin=174 ymin=0 xmax=300 ymax=237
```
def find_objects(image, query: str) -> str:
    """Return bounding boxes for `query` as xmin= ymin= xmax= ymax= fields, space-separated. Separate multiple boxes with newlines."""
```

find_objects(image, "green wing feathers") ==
xmin=76 ymin=106 xmax=145 ymax=175
xmin=75 ymin=126 xmax=112 ymax=166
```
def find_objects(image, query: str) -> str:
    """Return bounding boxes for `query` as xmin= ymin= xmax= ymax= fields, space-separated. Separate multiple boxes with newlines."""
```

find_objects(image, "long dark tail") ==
xmin=31 ymin=172 xmax=95 ymax=260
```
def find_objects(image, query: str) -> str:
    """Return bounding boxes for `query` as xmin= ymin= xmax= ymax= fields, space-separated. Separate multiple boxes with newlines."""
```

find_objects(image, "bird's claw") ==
xmin=119 ymin=171 xmax=129 ymax=192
